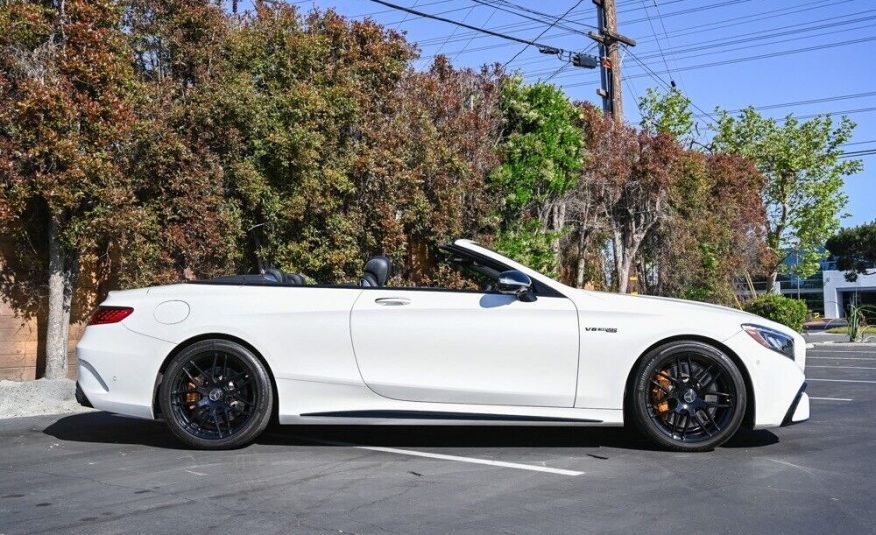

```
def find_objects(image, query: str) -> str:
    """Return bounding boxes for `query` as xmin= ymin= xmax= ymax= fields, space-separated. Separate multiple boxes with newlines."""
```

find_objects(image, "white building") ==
xmin=821 ymin=269 xmax=876 ymax=319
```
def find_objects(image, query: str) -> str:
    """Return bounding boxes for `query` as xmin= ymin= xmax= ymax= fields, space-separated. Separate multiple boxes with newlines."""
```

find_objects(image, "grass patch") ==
xmin=826 ymin=326 xmax=876 ymax=334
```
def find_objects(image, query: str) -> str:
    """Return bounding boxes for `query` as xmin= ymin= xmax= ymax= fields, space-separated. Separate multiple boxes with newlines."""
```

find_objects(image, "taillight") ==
xmin=88 ymin=306 xmax=134 ymax=325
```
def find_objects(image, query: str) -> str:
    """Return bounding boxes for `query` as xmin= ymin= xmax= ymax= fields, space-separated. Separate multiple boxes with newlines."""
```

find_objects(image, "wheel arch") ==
xmin=151 ymin=333 xmax=279 ymax=421
xmin=622 ymin=334 xmax=756 ymax=429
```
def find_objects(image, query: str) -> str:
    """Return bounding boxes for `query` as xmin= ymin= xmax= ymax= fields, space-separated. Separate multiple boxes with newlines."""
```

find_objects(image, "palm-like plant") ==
xmin=847 ymin=304 xmax=876 ymax=342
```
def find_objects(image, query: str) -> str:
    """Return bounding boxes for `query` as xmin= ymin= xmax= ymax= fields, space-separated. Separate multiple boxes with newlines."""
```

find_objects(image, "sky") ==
xmin=268 ymin=0 xmax=876 ymax=227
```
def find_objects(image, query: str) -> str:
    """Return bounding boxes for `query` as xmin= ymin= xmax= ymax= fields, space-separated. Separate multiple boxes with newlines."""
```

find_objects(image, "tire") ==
xmin=159 ymin=339 xmax=273 ymax=450
xmin=631 ymin=341 xmax=747 ymax=452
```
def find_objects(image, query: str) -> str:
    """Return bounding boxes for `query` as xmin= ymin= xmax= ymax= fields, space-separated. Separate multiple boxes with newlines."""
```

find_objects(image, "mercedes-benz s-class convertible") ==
xmin=75 ymin=239 xmax=808 ymax=451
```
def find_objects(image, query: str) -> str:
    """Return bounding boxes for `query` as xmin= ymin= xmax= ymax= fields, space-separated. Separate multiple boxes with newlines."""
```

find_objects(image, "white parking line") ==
xmin=302 ymin=437 xmax=584 ymax=476
xmin=808 ymin=378 xmax=876 ymax=384
xmin=357 ymin=445 xmax=585 ymax=476
xmin=808 ymin=365 xmax=876 ymax=370
xmin=809 ymin=356 xmax=876 ymax=361
xmin=808 ymin=350 xmax=876 ymax=354
xmin=809 ymin=397 xmax=854 ymax=401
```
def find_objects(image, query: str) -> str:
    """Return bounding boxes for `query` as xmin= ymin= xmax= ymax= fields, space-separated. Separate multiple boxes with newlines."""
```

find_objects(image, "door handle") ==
xmin=374 ymin=297 xmax=411 ymax=306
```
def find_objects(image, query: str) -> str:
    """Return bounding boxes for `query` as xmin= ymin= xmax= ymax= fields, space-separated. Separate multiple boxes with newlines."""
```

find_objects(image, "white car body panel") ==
xmin=350 ymin=289 xmax=579 ymax=407
xmin=76 ymin=239 xmax=808 ymax=429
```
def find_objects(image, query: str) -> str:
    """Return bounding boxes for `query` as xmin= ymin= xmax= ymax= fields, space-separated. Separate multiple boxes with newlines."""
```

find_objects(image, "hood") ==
xmin=567 ymin=289 xmax=798 ymax=337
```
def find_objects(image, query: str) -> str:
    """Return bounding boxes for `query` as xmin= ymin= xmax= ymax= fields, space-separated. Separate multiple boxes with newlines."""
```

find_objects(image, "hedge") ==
xmin=742 ymin=293 xmax=808 ymax=332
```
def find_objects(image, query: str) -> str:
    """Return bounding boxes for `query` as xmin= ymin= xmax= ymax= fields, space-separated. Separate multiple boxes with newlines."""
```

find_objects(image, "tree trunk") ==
xmin=551 ymin=202 xmax=566 ymax=275
xmin=575 ymin=228 xmax=590 ymax=288
xmin=45 ymin=219 xmax=76 ymax=380
xmin=618 ymin=253 xmax=634 ymax=294
xmin=766 ymin=270 xmax=779 ymax=294
xmin=612 ymin=230 xmax=627 ymax=293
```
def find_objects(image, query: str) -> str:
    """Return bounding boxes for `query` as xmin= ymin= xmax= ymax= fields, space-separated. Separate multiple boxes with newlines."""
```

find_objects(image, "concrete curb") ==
xmin=0 ymin=378 xmax=94 ymax=419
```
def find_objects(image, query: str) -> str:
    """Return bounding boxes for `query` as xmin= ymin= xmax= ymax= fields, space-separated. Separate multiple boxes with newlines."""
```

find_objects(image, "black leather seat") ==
xmin=285 ymin=272 xmax=306 ymax=285
xmin=262 ymin=268 xmax=306 ymax=285
xmin=360 ymin=256 xmax=392 ymax=287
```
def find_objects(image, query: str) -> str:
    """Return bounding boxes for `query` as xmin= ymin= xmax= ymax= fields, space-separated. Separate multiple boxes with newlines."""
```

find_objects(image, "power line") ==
xmin=640 ymin=0 xmax=674 ymax=81
xmin=383 ymin=2 xmax=487 ymax=26
xmin=350 ymin=0 xmax=453 ymax=18
xmin=564 ymin=34 xmax=876 ymax=88
xmin=839 ymin=149 xmax=876 ymax=159
xmin=471 ymin=0 xmax=594 ymax=35
xmin=452 ymin=5 xmax=499 ymax=62
xmin=797 ymin=106 xmax=876 ymax=120
xmin=534 ymin=10 xmax=876 ymax=80
xmin=623 ymin=47 xmax=717 ymax=123
xmin=621 ymin=0 xmax=753 ymax=26
xmin=503 ymin=0 xmax=585 ymax=68
xmin=367 ymin=0 xmax=598 ymax=67
xmin=650 ymin=0 xmax=684 ymax=88
xmin=412 ymin=0 xmax=836 ymax=51
xmin=477 ymin=0 xmax=596 ymax=30
xmin=692 ymin=92 xmax=876 ymax=117
xmin=369 ymin=0 xmax=569 ymax=51
xmin=542 ymin=62 xmax=571 ymax=83
xmin=391 ymin=0 xmax=422 ymax=29
xmin=431 ymin=3 xmax=477 ymax=56
xmin=417 ymin=0 xmax=849 ymax=63
xmin=841 ymin=139 xmax=876 ymax=147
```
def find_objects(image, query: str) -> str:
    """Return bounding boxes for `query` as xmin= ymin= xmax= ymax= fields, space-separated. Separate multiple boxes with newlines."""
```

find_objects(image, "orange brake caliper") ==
xmin=652 ymin=372 xmax=671 ymax=418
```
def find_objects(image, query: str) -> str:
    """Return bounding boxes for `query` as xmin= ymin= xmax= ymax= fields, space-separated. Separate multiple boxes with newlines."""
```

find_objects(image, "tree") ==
xmin=351 ymin=56 xmax=504 ymax=283
xmin=124 ymin=2 xmax=503 ymax=287
xmin=565 ymin=103 xmax=634 ymax=288
xmin=0 ymin=1 xmax=140 ymax=379
xmin=119 ymin=0 xmax=254 ymax=286
xmin=826 ymin=221 xmax=876 ymax=282
xmin=491 ymin=77 xmax=583 ymax=273
xmin=712 ymin=108 xmax=862 ymax=290
xmin=646 ymin=152 xmax=767 ymax=303
xmin=639 ymin=86 xmax=694 ymax=141
xmin=572 ymin=105 xmax=681 ymax=293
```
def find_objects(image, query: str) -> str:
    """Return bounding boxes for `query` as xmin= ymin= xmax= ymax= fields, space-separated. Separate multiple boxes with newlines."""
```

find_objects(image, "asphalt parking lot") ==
xmin=2 ymin=344 xmax=876 ymax=535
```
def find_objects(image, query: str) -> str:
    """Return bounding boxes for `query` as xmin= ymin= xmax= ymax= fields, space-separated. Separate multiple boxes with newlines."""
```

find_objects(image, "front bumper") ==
xmin=723 ymin=329 xmax=807 ymax=429
xmin=781 ymin=382 xmax=810 ymax=426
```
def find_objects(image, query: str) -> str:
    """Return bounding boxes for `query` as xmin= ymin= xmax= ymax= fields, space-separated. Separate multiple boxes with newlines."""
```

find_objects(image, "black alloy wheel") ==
xmin=159 ymin=339 xmax=273 ymax=449
xmin=631 ymin=341 xmax=747 ymax=452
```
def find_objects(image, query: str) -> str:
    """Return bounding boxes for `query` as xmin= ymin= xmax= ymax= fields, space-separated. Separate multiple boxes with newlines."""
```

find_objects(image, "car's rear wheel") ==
xmin=159 ymin=339 xmax=273 ymax=449
xmin=631 ymin=341 xmax=747 ymax=452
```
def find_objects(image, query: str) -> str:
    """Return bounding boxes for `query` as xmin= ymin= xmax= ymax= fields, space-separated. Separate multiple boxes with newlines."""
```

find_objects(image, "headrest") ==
xmin=263 ymin=268 xmax=284 ymax=283
xmin=361 ymin=255 xmax=392 ymax=287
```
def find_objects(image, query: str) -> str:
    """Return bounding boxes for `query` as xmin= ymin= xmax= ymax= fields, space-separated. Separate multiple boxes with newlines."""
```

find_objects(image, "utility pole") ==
xmin=589 ymin=0 xmax=636 ymax=124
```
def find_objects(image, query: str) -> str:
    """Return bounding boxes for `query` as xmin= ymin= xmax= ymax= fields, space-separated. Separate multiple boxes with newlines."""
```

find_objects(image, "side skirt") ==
xmin=299 ymin=410 xmax=601 ymax=423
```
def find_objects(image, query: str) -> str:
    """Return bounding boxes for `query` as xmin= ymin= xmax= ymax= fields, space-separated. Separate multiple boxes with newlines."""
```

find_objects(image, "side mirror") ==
xmin=496 ymin=270 xmax=536 ymax=302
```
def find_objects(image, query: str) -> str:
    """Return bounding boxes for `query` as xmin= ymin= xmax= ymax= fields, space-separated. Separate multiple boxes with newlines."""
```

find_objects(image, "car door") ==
xmin=349 ymin=289 xmax=579 ymax=407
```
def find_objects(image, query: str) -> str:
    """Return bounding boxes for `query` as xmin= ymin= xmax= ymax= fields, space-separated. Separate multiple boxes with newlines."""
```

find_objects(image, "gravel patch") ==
xmin=0 ymin=378 xmax=93 ymax=419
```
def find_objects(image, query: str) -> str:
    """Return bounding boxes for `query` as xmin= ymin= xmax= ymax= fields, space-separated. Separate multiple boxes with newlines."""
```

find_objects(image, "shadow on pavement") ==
xmin=44 ymin=411 xmax=779 ymax=452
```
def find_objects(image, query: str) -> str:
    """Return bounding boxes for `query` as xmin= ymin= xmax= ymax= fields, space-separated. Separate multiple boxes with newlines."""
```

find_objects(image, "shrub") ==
xmin=742 ymin=293 xmax=808 ymax=332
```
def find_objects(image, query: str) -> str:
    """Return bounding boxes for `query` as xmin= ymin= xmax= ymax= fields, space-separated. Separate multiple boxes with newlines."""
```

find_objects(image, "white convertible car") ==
xmin=75 ymin=239 xmax=808 ymax=451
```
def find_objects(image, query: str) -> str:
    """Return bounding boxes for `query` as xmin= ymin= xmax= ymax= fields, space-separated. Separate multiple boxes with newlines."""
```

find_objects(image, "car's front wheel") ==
xmin=159 ymin=339 xmax=273 ymax=449
xmin=631 ymin=341 xmax=747 ymax=452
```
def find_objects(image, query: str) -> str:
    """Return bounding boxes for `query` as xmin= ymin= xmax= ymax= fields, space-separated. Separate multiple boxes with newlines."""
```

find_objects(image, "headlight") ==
xmin=742 ymin=324 xmax=794 ymax=359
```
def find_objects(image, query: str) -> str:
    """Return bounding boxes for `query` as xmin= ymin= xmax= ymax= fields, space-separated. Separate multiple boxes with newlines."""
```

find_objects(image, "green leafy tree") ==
xmin=0 ymin=0 xmax=140 ymax=379
xmin=639 ymin=86 xmax=694 ymax=141
xmin=826 ymin=221 xmax=876 ymax=282
xmin=492 ymin=77 xmax=583 ymax=273
xmin=713 ymin=108 xmax=862 ymax=290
